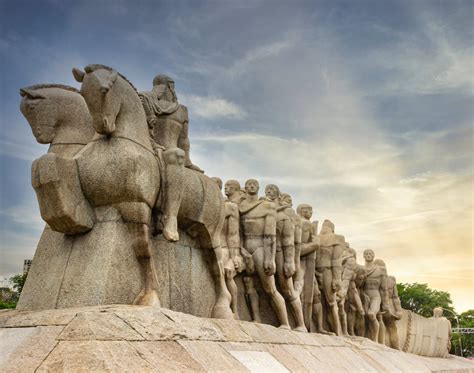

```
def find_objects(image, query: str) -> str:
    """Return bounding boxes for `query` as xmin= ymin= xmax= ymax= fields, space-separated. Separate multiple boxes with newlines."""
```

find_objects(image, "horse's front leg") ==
xmin=210 ymin=244 xmax=234 ymax=319
xmin=119 ymin=202 xmax=160 ymax=307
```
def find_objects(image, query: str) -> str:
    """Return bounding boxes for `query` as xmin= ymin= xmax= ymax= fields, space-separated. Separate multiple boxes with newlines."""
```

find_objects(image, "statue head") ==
xmin=433 ymin=307 xmax=443 ymax=318
xmin=280 ymin=193 xmax=293 ymax=206
xmin=363 ymin=249 xmax=375 ymax=263
xmin=245 ymin=179 xmax=259 ymax=196
xmin=296 ymin=204 xmax=313 ymax=219
xmin=152 ymin=74 xmax=176 ymax=102
xmin=224 ymin=179 xmax=240 ymax=197
xmin=320 ymin=219 xmax=335 ymax=234
xmin=211 ymin=177 xmax=223 ymax=190
xmin=265 ymin=184 xmax=280 ymax=201
xmin=73 ymin=65 xmax=121 ymax=135
xmin=20 ymin=84 xmax=90 ymax=144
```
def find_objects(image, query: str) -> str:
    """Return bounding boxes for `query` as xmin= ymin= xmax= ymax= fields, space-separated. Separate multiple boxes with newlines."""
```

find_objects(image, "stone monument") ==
xmin=5 ymin=63 xmax=470 ymax=372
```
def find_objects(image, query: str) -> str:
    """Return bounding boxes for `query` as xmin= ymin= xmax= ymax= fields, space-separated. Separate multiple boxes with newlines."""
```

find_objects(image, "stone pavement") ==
xmin=1 ymin=305 xmax=472 ymax=372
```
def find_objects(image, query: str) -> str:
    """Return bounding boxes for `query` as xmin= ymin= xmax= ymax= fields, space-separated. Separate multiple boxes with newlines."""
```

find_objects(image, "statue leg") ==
xmin=378 ymin=314 xmax=386 ymax=344
xmin=275 ymin=250 xmax=307 ymax=332
xmin=384 ymin=318 xmax=400 ymax=350
xmin=224 ymin=265 xmax=239 ymax=318
xmin=322 ymin=268 xmax=342 ymax=336
xmin=243 ymin=275 xmax=261 ymax=323
xmin=162 ymin=148 xmax=185 ymax=242
xmin=338 ymin=300 xmax=349 ymax=336
xmin=347 ymin=307 xmax=355 ymax=336
xmin=366 ymin=296 xmax=381 ymax=342
xmin=209 ymin=245 xmax=233 ymax=319
xmin=117 ymin=202 xmax=160 ymax=307
xmin=254 ymin=249 xmax=290 ymax=329
xmin=312 ymin=278 xmax=333 ymax=335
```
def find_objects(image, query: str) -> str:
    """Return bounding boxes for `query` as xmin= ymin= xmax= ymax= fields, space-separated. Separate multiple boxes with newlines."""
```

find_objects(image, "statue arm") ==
xmin=294 ymin=219 xmax=302 ymax=275
xmin=281 ymin=218 xmax=296 ymax=278
xmin=139 ymin=92 xmax=157 ymax=126
xmin=301 ymin=235 xmax=319 ymax=256
xmin=331 ymin=243 xmax=344 ymax=291
xmin=391 ymin=282 xmax=403 ymax=318
xmin=380 ymin=274 xmax=391 ymax=313
xmin=227 ymin=207 xmax=243 ymax=270
xmin=177 ymin=108 xmax=192 ymax=166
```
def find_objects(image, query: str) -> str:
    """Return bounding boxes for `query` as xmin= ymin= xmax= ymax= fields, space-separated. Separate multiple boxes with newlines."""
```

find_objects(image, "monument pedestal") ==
xmin=1 ymin=305 xmax=472 ymax=372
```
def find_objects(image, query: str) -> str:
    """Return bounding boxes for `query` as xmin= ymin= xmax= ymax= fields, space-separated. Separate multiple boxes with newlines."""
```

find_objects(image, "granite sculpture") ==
xmin=17 ymin=65 xmax=455 ymax=359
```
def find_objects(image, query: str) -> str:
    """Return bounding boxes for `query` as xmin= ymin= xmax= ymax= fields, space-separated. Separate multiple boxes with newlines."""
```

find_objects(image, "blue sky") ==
xmin=0 ymin=0 xmax=473 ymax=311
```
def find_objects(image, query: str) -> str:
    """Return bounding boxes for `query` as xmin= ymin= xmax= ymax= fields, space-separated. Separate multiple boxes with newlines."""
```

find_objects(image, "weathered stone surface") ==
xmin=37 ymin=341 xmax=154 ymax=372
xmin=113 ymin=306 xmax=225 ymax=341
xmin=1 ymin=305 xmax=473 ymax=372
xmin=16 ymin=227 xmax=74 ymax=311
xmin=58 ymin=311 xmax=144 ymax=341
xmin=178 ymin=340 xmax=247 ymax=372
xmin=131 ymin=341 xmax=205 ymax=371
xmin=1 ymin=326 xmax=62 ymax=372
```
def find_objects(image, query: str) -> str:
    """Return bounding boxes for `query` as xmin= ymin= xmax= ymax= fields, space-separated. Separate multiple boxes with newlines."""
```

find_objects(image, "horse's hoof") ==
xmin=278 ymin=324 xmax=291 ymax=330
xmin=163 ymin=228 xmax=179 ymax=242
xmin=211 ymin=305 xmax=234 ymax=320
xmin=134 ymin=290 xmax=161 ymax=307
xmin=318 ymin=329 xmax=335 ymax=336
xmin=294 ymin=326 xmax=308 ymax=333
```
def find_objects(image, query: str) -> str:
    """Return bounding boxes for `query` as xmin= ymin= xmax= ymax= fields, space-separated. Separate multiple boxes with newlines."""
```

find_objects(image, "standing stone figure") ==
xmin=264 ymin=185 xmax=307 ymax=332
xmin=362 ymin=250 xmax=391 ymax=342
xmin=316 ymin=219 xmax=344 ymax=336
xmin=338 ymin=244 xmax=365 ymax=336
xmin=139 ymin=75 xmax=202 ymax=242
xmin=375 ymin=259 xmax=402 ymax=349
xmin=239 ymin=180 xmax=290 ymax=329
xmin=213 ymin=178 xmax=245 ymax=318
xmin=294 ymin=204 xmax=332 ymax=334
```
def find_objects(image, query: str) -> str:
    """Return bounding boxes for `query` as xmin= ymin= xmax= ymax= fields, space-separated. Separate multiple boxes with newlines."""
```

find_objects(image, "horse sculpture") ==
xmin=19 ymin=84 xmax=94 ymax=158
xmin=29 ymin=64 xmax=232 ymax=318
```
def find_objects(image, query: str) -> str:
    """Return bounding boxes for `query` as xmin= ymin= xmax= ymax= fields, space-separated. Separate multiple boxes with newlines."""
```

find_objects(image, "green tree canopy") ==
xmin=396 ymin=282 xmax=456 ymax=320
xmin=10 ymin=273 xmax=27 ymax=295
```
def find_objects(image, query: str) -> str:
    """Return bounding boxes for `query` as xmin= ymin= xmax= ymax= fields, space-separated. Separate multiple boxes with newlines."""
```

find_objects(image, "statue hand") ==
xmin=233 ymin=255 xmax=245 ymax=273
xmin=283 ymin=261 xmax=295 ymax=278
xmin=264 ymin=258 xmax=276 ymax=276
xmin=332 ymin=279 xmax=341 ymax=292
xmin=147 ymin=116 xmax=157 ymax=127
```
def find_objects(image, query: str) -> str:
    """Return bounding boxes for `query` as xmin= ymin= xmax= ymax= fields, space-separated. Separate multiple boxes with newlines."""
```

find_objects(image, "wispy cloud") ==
xmin=181 ymin=95 xmax=246 ymax=119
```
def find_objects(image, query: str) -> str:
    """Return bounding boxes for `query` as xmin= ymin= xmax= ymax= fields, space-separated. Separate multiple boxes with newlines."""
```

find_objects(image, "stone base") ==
xmin=17 ymin=220 xmax=216 ymax=317
xmin=1 ymin=305 xmax=472 ymax=372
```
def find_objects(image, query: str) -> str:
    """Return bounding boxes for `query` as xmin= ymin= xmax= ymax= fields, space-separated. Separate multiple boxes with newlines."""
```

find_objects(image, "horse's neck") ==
xmin=114 ymin=94 xmax=153 ymax=151
xmin=52 ymin=109 xmax=94 ymax=146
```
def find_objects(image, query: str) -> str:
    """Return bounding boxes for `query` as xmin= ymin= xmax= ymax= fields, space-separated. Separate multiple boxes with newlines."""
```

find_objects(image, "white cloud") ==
xmin=181 ymin=95 xmax=245 ymax=119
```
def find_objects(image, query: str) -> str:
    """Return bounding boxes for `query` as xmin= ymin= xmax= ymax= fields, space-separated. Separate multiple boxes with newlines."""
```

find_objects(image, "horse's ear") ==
xmin=19 ymin=88 xmax=45 ymax=99
xmin=109 ymin=70 xmax=118 ymax=84
xmin=72 ymin=67 xmax=85 ymax=82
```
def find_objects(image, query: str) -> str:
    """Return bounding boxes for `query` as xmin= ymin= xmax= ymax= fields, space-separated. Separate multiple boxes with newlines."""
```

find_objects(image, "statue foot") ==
xmin=163 ymin=217 xmax=179 ymax=242
xmin=186 ymin=163 xmax=204 ymax=173
xmin=133 ymin=289 xmax=161 ymax=307
xmin=317 ymin=329 xmax=335 ymax=336
xmin=294 ymin=325 xmax=308 ymax=333
xmin=278 ymin=324 xmax=291 ymax=331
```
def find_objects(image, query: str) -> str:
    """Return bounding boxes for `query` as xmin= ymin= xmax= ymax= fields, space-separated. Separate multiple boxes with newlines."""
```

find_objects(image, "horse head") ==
xmin=20 ymin=84 xmax=91 ymax=145
xmin=73 ymin=65 xmax=120 ymax=136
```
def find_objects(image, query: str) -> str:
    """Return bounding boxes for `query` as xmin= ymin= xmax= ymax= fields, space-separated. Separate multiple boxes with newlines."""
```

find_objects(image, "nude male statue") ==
xmin=316 ymin=219 xmax=344 ymax=336
xmin=239 ymin=179 xmax=290 ymax=329
xmin=212 ymin=178 xmax=245 ymax=318
xmin=362 ymin=249 xmax=391 ymax=342
xmin=338 ymin=244 xmax=365 ymax=336
xmin=139 ymin=75 xmax=202 ymax=242
xmin=374 ymin=259 xmax=402 ymax=349
xmin=294 ymin=204 xmax=332 ymax=334
xmin=264 ymin=186 xmax=306 ymax=332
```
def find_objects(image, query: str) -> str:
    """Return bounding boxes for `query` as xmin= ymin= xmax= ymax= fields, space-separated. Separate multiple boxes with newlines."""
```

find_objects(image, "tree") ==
xmin=453 ymin=309 xmax=474 ymax=358
xmin=396 ymin=282 xmax=456 ymax=321
xmin=10 ymin=272 xmax=28 ymax=295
